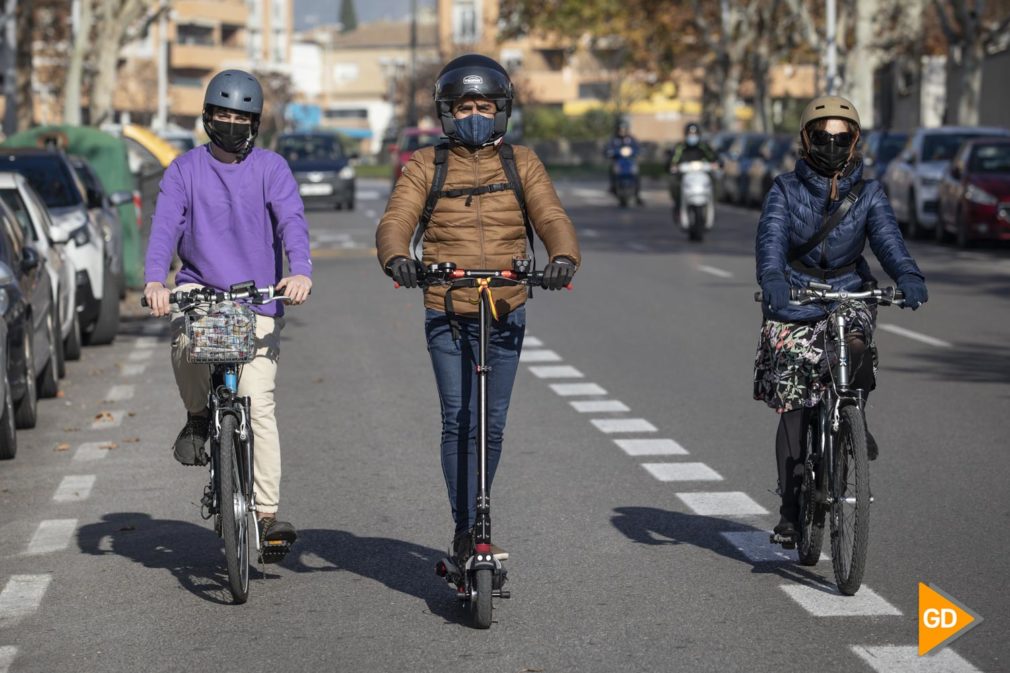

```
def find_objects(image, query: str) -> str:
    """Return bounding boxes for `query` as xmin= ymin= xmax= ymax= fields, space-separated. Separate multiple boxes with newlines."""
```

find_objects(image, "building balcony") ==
xmin=174 ymin=0 xmax=248 ymax=25
xmin=171 ymin=43 xmax=248 ymax=71
xmin=169 ymin=84 xmax=207 ymax=117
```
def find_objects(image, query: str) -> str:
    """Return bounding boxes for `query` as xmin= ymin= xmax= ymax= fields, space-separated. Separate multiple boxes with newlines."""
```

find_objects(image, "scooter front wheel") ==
xmin=471 ymin=568 xmax=493 ymax=629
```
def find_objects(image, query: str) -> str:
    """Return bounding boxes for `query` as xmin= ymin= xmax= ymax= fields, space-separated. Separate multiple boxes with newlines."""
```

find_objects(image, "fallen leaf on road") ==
xmin=122 ymin=437 xmax=140 ymax=443
xmin=56 ymin=391 xmax=65 ymax=398
xmin=55 ymin=443 xmax=71 ymax=451
xmin=95 ymin=411 xmax=114 ymax=422
xmin=127 ymin=412 xmax=136 ymax=417
xmin=99 ymin=442 xmax=118 ymax=450
xmin=63 ymin=427 xmax=80 ymax=432
xmin=313 ymin=377 xmax=325 ymax=384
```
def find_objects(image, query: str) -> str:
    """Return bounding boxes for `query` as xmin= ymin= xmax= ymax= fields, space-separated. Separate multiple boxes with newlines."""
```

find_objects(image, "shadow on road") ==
xmin=282 ymin=529 xmax=470 ymax=626
xmin=77 ymin=512 xmax=239 ymax=606
xmin=610 ymin=506 xmax=838 ymax=590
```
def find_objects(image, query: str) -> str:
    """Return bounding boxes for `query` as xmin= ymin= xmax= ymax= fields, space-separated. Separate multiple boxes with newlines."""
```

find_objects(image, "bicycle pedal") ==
xmin=259 ymin=540 xmax=292 ymax=564
xmin=769 ymin=532 xmax=797 ymax=550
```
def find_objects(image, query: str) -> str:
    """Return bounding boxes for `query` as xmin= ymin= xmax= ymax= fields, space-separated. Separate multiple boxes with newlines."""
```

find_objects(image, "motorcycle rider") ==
xmin=668 ymin=122 xmax=718 ymax=211
xmin=753 ymin=96 xmax=927 ymax=545
xmin=604 ymin=118 xmax=644 ymax=205
xmin=144 ymin=69 xmax=312 ymax=550
xmin=375 ymin=54 xmax=581 ymax=566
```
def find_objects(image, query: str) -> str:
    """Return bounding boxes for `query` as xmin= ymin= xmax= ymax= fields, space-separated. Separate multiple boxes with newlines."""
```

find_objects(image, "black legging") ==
xmin=776 ymin=335 xmax=873 ymax=522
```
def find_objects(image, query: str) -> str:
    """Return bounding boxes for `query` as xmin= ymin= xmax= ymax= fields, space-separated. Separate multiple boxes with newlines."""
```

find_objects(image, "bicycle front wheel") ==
xmin=830 ymin=405 xmax=870 ymax=595
xmin=218 ymin=414 xmax=251 ymax=604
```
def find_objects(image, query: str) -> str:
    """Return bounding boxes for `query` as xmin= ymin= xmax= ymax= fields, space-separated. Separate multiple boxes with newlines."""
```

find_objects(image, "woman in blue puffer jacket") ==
xmin=753 ymin=96 xmax=928 ymax=545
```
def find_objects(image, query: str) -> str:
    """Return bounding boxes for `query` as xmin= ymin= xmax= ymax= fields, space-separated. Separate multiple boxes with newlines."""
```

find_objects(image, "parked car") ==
xmin=276 ymin=132 xmax=358 ymax=210
xmin=68 ymin=155 xmax=130 ymax=298
xmin=0 ymin=294 xmax=14 ymax=458
xmin=861 ymin=130 xmax=909 ymax=182
xmin=0 ymin=172 xmax=79 ymax=375
xmin=157 ymin=128 xmax=197 ymax=153
xmin=0 ymin=197 xmax=58 ymax=429
xmin=937 ymin=137 xmax=1010 ymax=247
xmin=745 ymin=134 xmax=794 ymax=207
xmin=391 ymin=127 xmax=442 ymax=185
xmin=882 ymin=126 xmax=1010 ymax=238
xmin=0 ymin=149 xmax=118 ymax=346
xmin=721 ymin=133 xmax=768 ymax=204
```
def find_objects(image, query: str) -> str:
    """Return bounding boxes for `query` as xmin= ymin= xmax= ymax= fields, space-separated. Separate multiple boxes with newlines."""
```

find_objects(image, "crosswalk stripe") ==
xmin=25 ymin=519 xmax=78 ymax=555
xmin=851 ymin=645 xmax=982 ymax=672
xmin=570 ymin=400 xmax=629 ymax=413
xmin=720 ymin=531 xmax=828 ymax=563
xmin=120 ymin=364 xmax=147 ymax=376
xmin=74 ymin=442 xmax=112 ymax=462
xmin=780 ymin=584 xmax=902 ymax=616
xmin=53 ymin=475 xmax=96 ymax=503
xmin=642 ymin=462 xmax=723 ymax=482
xmin=103 ymin=385 xmax=135 ymax=402
xmin=127 ymin=349 xmax=153 ymax=361
xmin=549 ymin=383 xmax=607 ymax=396
xmin=614 ymin=438 xmax=688 ymax=456
xmin=676 ymin=491 xmax=769 ymax=516
xmin=0 ymin=575 xmax=51 ymax=628
xmin=590 ymin=418 xmax=657 ymax=434
xmin=528 ymin=365 xmax=584 ymax=379
xmin=134 ymin=337 xmax=158 ymax=349
xmin=523 ymin=336 xmax=544 ymax=348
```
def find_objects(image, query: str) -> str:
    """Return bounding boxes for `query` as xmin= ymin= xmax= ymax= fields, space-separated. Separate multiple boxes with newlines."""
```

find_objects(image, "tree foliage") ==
xmin=339 ymin=0 xmax=358 ymax=33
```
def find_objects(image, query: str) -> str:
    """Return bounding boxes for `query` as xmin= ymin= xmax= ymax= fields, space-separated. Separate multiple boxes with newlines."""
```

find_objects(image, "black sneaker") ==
xmin=771 ymin=515 xmax=798 ymax=549
xmin=867 ymin=430 xmax=879 ymax=461
xmin=173 ymin=413 xmax=209 ymax=466
xmin=258 ymin=516 xmax=297 ymax=564
xmin=450 ymin=529 xmax=472 ymax=567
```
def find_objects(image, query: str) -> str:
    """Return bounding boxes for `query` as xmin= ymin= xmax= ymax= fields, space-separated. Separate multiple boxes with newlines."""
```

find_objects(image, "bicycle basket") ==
xmin=186 ymin=301 xmax=257 ymax=364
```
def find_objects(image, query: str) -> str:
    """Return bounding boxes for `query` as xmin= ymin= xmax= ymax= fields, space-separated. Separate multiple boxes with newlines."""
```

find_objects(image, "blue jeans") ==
xmin=425 ymin=307 xmax=525 ymax=533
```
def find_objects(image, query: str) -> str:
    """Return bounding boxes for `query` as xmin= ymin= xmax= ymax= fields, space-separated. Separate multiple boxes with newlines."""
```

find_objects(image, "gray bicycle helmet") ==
xmin=202 ymin=70 xmax=263 ymax=158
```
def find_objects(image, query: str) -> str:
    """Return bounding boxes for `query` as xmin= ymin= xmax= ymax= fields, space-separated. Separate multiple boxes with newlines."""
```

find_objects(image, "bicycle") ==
xmin=755 ymin=282 xmax=905 ymax=595
xmin=398 ymin=259 xmax=566 ymax=629
xmin=143 ymin=281 xmax=292 ymax=604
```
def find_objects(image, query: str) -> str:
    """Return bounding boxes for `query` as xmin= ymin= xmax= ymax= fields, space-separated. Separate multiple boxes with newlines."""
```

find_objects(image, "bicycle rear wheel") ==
xmin=218 ymin=414 xmax=251 ymax=604
xmin=830 ymin=405 xmax=870 ymax=595
xmin=797 ymin=414 xmax=826 ymax=566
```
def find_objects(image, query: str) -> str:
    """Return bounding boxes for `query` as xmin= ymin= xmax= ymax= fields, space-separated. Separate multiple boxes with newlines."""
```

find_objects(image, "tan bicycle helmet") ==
xmin=800 ymin=95 xmax=860 ymax=130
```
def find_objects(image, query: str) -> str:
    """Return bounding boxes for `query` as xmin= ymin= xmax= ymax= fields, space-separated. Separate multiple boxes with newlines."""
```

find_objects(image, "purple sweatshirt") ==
xmin=144 ymin=145 xmax=312 ymax=317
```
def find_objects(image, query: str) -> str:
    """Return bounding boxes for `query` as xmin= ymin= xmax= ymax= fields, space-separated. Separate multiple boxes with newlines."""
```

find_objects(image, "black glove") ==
xmin=387 ymin=256 xmax=419 ymax=288
xmin=761 ymin=272 xmax=791 ymax=312
xmin=542 ymin=257 xmax=576 ymax=290
xmin=897 ymin=275 xmax=927 ymax=310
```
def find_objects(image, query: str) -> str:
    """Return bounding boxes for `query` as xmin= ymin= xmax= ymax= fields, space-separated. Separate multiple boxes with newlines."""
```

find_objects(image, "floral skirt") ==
xmin=753 ymin=303 xmax=878 ymax=412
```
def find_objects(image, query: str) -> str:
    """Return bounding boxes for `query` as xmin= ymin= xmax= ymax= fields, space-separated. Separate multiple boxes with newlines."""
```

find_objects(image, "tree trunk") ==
xmin=64 ymin=0 xmax=93 ymax=125
xmin=956 ymin=37 xmax=983 ymax=125
xmin=842 ymin=0 xmax=881 ymax=127
xmin=721 ymin=59 xmax=742 ymax=131
xmin=14 ymin=0 xmax=32 ymax=129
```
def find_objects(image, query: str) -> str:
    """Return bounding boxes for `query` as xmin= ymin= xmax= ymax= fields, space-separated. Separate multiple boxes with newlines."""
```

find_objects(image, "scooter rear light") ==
xmin=474 ymin=543 xmax=491 ymax=554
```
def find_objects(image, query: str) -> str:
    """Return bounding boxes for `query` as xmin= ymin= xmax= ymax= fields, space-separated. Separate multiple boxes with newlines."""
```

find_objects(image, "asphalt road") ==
xmin=0 ymin=176 xmax=1006 ymax=673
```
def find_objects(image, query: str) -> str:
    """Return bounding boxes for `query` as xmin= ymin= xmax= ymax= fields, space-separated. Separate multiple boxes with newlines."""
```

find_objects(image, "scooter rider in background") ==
xmin=668 ymin=122 xmax=718 ymax=211
xmin=605 ymin=118 xmax=645 ymax=205
xmin=375 ymin=53 xmax=581 ymax=569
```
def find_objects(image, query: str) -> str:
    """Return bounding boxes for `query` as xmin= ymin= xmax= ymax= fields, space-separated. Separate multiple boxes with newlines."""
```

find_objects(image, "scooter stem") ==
xmin=475 ymin=285 xmax=492 ymax=544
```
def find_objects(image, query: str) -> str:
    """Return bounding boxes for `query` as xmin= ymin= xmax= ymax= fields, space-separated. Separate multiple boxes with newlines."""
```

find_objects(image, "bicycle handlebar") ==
xmin=753 ymin=285 xmax=905 ymax=306
xmin=141 ymin=284 xmax=292 ymax=309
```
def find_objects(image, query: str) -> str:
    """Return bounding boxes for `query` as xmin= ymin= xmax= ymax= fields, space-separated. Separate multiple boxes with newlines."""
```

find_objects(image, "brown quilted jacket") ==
xmin=375 ymin=142 xmax=581 ymax=317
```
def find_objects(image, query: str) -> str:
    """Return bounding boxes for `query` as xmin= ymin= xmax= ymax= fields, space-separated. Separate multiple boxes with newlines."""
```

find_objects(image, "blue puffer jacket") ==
xmin=756 ymin=159 xmax=925 ymax=322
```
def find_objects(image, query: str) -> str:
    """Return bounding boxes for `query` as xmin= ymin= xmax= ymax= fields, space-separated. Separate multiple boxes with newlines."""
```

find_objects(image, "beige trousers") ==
xmin=170 ymin=284 xmax=284 ymax=514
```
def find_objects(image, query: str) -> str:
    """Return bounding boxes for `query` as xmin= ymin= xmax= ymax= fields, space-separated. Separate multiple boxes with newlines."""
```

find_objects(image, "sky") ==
xmin=295 ymin=0 xmax=436 ymax=31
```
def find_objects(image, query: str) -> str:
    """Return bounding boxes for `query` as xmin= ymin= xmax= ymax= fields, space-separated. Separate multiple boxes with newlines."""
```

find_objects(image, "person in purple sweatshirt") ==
xmin=143 ymin=70 xmax=312 ymax=548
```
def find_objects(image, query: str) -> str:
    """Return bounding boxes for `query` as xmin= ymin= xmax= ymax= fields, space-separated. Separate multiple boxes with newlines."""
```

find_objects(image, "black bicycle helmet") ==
xmin=685 ymin=122 xmax=701 ymax=135
xmin=202 ymin=69 xmax=264 ymax=157
xmin=433 ymin=54 xmax=514 ymax=143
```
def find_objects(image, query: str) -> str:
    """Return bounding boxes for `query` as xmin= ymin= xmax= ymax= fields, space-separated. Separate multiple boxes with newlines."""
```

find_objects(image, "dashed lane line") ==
xmin=0 ymin=575 xmax=51 ymax=628
xmin=91 ymin=410 xmax=125 ymax=430
xmin=590 ymin=418 xmax=657 ymax=434
xmin=851 ymin=645 xmax=983 ymax=673
xmin=698 ymin=265 xmax=734 ymax=279
xmin=528 ymin=365 xmax=584 ymax=379
xmin=642 ymin=462 xmax=723 ymax=482
xmin=614 ymin=438 xmax=689 ymax=456
xmin=127 ymin=349 xmax=153 ymax=361
xmin=52 ymin=475 xmax=96 ymax=503
xmin=779 ymin=584 xmax=902 ymax=617
xmin=24 ymin=519 xmax=78 ymax=555
xmin=0 ymin=646 xmax=16 ymax=673
xmin=549 ymin=382 xmax=607 ymax=396
xmin=103 ymin=385 xmax=135 ymax=402
xmin=73 ymin=442 xmax=112 ymax=462
xmin=878 ymin=323 xmax=953 ymax=348
xmin=570 ymin=400 xmax=630 ymax=413
xmin=676 ymin=491 xmax=769 ymax=516
xmin=523 ymin=336 xmax=544 ymax=348
xmin=120 ymin=364 xmax=148 ymax=377
xmin=720 ymin=531 xmax=828 ymax=563
xmin=520 ymin=349 xmax=563 ymax=363
xmin=133 ymin=336 xmax=159 ymax=349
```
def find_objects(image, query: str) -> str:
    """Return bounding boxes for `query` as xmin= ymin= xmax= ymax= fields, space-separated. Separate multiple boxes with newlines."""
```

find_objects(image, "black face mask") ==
xmin=806 ymin=141 xmax=851 ymax=177
xmin=205 ymin=119 xmax=253 ymax=154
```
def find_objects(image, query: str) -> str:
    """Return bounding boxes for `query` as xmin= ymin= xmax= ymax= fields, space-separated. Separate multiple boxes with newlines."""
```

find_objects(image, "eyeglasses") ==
xmin=809 ymin=130 xmax=856 ymax=147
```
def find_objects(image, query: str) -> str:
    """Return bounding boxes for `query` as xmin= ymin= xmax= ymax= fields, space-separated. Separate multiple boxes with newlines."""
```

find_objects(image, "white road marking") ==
xmin=590 ymin=418 xmax=657 ymax=433
xmin=523 ymin=336 xmax=544 ymax=348
xmin=878 ymin=323 xmax=953 ymax=348
xmin=0 ymin=575 xmax=52 ymax=628
xmin=127 ymin=349 xmax=153 ymax=361
xmin=528 ymin=365 xmax=584 ymax=379
xmin=572 ymin=187 xmax=599 ymax=198
xmin=357 ymin=189 xmax=382 ymax=201
xmin=549 ymin=382 xmax=607 ymax=396
xmin=0 ymin=646 xmax=16 ymax=673
xmin=698 ymin=265 xmax=734 ymax=279
xmin=120 ymin=364 xmax=147 ymax=376
xmin=720 ymin=531 xmax=828 ymax=563
xmin=74 ymin=442 xmax=113 ymax=462
xmin=780 ymin=584 xmax=902 ymax=616
xmin=851 ymin=645 xmax=983 ymax=673
xmin=643 ymin=462 xmax=723 ymax=481
xmin=365 ymin=208 xmax=377 ymax=218
xmin=614 ymin=438 xmax=689 ymax=456
xmin=25 ymin=519 xmax=78 ymax=555
xmin=104 ymin=384 xmax=135 ymax=402
xmin=134 ymin=337 xmax=158 ymax=349
xmin=627 ymin=242 xmax=651 ymax=253
xmin=676 ymin=491 xmax=769 ymax=516
xmin=520 ymin=349 xmax=563 ymax=363
xmin=581 ymin=228 xmax=600 ymax=238
xmin=53 ymin=475 xmax=96 ymax=503
xmin=570 ymin=399 xmax=630 ymax=413
xmin=91 ymin=410 xmax=125 ymax=430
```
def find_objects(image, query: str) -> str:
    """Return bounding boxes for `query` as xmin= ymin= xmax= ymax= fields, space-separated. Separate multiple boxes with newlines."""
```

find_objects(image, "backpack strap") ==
xmin=410 ymin=142 xmax=451 ymax=261
xmin=498 ymin=143 xmax=536 ymax=274
xmin=788 ymin=180 xmax=865 ymax=264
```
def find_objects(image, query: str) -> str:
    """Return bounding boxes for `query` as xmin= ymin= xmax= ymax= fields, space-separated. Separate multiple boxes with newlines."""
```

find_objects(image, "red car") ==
xmin=937 ymin=137 xmax=1010 ymax=247
xmin=391 ymin=127 xmax=443 ymax=185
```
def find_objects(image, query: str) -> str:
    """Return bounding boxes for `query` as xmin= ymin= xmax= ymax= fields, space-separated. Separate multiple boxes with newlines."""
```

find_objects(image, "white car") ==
xmin=883 ymin=126 xmax=1010 ymax=238
xmin=0 ymin=172 xmax=80 ymax=373
xmin=1 ymin=149 xmax=120 ymax=345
